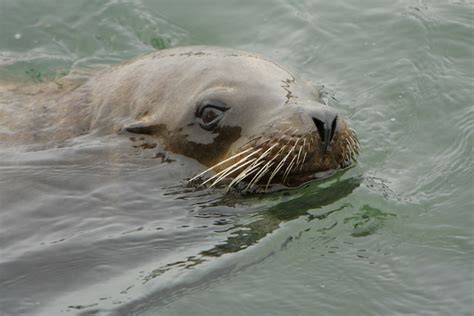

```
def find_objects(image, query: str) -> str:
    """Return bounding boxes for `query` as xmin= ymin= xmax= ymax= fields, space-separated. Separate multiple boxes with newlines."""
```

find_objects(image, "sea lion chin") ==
xmin=0 ymin=46 xmax=359 ymax=192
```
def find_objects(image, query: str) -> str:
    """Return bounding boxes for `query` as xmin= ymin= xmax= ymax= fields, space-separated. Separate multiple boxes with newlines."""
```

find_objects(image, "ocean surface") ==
xmin=0 ymin=0 xmax=472 ymax=315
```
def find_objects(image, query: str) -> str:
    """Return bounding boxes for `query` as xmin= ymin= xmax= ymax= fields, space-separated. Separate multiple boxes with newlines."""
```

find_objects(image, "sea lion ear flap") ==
xmin=122 ymin=120 xmax=161 ymax=135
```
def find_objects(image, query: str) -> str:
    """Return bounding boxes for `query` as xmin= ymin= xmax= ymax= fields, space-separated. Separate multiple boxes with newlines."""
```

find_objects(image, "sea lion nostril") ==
xmin=330 ymin=115 xmax=337 ymax=142
xmin=312 ymin=117 xmax=326 ymax=145
xmin=311 ymin=110 xmax=338 ymax=153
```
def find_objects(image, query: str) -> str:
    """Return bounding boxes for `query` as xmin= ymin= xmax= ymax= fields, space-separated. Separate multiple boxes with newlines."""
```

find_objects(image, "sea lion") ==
xmin=0 ymin=46 xmax=359 ymax=191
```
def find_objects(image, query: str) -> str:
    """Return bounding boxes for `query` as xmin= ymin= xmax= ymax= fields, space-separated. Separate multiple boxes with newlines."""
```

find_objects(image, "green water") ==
xmin=0 ymin=0 xmax=472 ymax=315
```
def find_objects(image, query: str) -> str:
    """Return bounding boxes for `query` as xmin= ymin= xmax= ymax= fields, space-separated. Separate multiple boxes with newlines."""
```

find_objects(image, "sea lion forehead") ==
xmin=149 ymin=47 xmax=300 ymax=109
xmin=152 ymin=46 xmax=276 ymax=63
xmin=151 ymin=46 xmax=294 ymax=80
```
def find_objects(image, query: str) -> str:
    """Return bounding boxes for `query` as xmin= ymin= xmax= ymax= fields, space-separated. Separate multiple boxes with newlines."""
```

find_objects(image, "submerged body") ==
xmin=0 ymin=46 xmax=359 ymax=191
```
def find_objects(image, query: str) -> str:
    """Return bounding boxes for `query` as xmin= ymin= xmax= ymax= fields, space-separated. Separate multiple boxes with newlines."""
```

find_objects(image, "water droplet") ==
xmin=14 ymin=33 xmax=21 ymax=40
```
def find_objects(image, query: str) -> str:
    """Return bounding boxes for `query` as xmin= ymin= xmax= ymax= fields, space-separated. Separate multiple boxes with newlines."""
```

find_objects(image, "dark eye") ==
xmin=196 ymin=100 xmax=228 ymax=131
xmin=201 ymin=107 xmax=220 ymax=124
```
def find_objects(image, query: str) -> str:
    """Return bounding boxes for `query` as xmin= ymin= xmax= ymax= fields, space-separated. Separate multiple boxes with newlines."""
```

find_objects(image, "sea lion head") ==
xmin=119 ymin=47 xmax=359 ymax=191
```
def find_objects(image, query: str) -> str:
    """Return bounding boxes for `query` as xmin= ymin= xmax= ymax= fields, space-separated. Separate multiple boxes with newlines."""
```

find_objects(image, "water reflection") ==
xmin=145 ymin=173 xmax=362 ymax=281
xmin=205 ymin=177 xmax=361 ymax=256
xmin=344 ymin=204 xmax=396 ymax=237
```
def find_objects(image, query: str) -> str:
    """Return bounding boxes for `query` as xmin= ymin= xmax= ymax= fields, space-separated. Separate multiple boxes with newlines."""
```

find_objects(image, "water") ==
xmin=0 ymin=0 xmax=472 ymax=315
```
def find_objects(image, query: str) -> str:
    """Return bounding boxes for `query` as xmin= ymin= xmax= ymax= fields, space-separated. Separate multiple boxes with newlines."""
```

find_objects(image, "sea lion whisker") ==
xmin=264 ymin=158 xmax=286 ymax=190
xmin=347 ymin=145 xmax=355 ymax=161
xmin=227 ymin=160 xmax=266 ymax=191
xmin=246 ymin=158 xmax=275 ymax=187
xmin=245 ymin=162 xmax=275 ymax=190
xmin=350 ymin=128 xmax=359 ymax=142
xmin=201 ymin=150 xmax=260 ymax=186
xmin=349 ymin=145 xmax=357 ymax=162
xmin=288 ymin=137 xmax=300 ymax=160
xmin=256 ymin=142 xmax=278 ymax=160
xmin=353 ymin=137 xmax=361 ymax=153
xmin=297 ymin=145 xmax=307 ymax=170
xmin=348 ymin=137 xmax=356 ymax=150
xmin=188 ymin=147 xmax=255 ymax=182
xmin=352 ymin=133 xmax=360 ymax=146
xmin=245 ymin=144 xmax=286 ymax=190
xmin=260 ymin=142 xmax=289 ymax=187
xmin=208 ymin=157 xmax=258 ymax=187
xmin=288 ymin=139 xmax=298 ymax=153
xmin=265 ymin=145 xmax=295 ymax=189
xmin=261 ymin=145 xmax=292 ymax=190
xmin=280 ymin=139 xmax=300 ymax=182
xmin=281 ymin=127 xmax=292 ymax=135
xmin=245 ymin=142 xmax=278 ymax=171
xmin=300 ymin=152 xmax=307 ymax=171
xmin=227 ymin=168 xmax=260 ymax=192
xmin=288 ymin=158 xmax=300 ymax=181
xmin=239 ymin=135 xmax=268 ymax=149
xmin=282 ymin=155 xmax=298 ymax=183
xmin=296 ymin=144 xmax=303 ymax=167
xmin=346 ymin=139 xmax=356 ymax=157
xmin=351 ymin=137 xmax=360 ymax=152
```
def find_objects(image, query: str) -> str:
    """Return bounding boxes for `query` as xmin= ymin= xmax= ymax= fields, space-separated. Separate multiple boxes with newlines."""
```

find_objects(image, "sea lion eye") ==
xmin=202 ymin=107 xmax=220 ymax=124
xmin=197 ymin=100 xmax=228 ymax=131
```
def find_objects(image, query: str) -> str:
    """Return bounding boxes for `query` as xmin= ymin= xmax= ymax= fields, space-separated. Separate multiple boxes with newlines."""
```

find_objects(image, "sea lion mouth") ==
xmin=284 ymin=168 xmax=338 ymax=187
xmin=236 ymin=168 xmax=345 ymax=194
xmin=188 ymin=126 xmax=360 ymax=193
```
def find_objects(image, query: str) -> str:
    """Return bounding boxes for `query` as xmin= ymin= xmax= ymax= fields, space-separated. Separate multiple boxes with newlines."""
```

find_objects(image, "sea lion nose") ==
xmin=309 ymin=106 xmax=338 ymax=154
